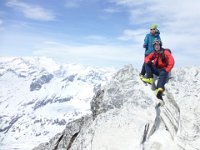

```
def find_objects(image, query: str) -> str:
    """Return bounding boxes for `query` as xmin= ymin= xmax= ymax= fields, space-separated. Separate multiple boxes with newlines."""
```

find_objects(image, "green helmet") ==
xmin=150 ymin=24 xmax=158 ymax=29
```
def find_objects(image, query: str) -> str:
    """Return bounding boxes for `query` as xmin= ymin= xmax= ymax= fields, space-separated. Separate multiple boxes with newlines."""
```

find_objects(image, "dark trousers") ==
xmin=145 ymin=63 xmax=168 ymax=89
xmin=140 ymin=63 xmax=146 ymax=75
xmin=140 ymin=54 xmax=148 ymax=75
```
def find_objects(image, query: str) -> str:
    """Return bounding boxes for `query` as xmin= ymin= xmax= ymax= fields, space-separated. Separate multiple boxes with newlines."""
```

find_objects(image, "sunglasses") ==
xmin=150 ymin=28 xmax=156 ymax=30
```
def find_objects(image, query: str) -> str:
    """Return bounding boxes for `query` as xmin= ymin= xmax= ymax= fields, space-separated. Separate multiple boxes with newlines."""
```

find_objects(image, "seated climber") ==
xmin=141 ymin=40 xmax=175 ymax=98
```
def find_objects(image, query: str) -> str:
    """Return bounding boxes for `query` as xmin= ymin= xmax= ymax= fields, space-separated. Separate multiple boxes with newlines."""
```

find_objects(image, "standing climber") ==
xmin=140 ymin=24 xmax=161 ymax=78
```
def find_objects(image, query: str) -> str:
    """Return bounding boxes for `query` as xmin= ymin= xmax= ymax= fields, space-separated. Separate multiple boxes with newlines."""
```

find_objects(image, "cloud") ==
xmin=64 ymin=1 xmax=80 ymax=8
xmin=0 ymin=10 xmax=4 ymax=25
xmin=0 ymin=19 xmax=3 ymax=25
xmin=0 ymin=19 xmax=4 ymax=31
xmin=103 ymin=7 xmax=121 ymax=13
xmin=112 ymin=0 xmax=200 ymax=29
xmin=85 ymin=35 xmax=108 ymax=41
xmin=6 ymin=0 xmax=56 ymax=21
xmin=118 ymin=29 xmax=145 ymax=43
xmin=32 ymin=41 xmax=142 ymax=68
xmin=110 ymin=0 xmax=145 ymax=6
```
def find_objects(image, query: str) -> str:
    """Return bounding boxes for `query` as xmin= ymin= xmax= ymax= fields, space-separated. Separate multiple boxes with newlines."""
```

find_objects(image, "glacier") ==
xmin=33 ymin=65 xmax=200 ymax=150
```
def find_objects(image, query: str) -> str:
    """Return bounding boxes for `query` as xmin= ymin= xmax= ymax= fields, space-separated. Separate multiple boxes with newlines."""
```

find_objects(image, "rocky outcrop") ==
xmin=30 ymin=74 xmax=54 ymax=91
xmin=33 ymin=116 xmax=92 ymax=150
xmin=0 ymin=115 xmax=23 ymax=133
xmin=33 ymin=96 xmax=73 ymax=110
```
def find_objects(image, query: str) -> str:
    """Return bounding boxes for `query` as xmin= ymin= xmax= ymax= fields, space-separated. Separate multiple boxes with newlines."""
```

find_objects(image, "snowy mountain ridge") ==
xmin=33 ymin=65 xmax=200 ymax=150
xmin=0 ymin=57 xmax=115 ymax=150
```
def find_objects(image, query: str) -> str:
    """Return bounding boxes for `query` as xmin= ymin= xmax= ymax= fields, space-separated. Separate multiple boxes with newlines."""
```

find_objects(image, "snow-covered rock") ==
xmin=0 ymin=57 xmax=115 ymax=150
xmin=33 ymin=65 xmax=200 ymax=150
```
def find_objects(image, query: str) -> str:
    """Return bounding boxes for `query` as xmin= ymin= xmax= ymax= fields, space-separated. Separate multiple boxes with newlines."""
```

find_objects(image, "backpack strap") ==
xmin=164 ymin=48 xmax=171 ymax=53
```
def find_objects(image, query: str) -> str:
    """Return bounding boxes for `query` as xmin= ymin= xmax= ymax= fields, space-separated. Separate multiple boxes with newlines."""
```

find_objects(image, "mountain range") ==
xmin=1 ymin=57 xmax=200 ymax=150
xmin=0 ymin=57 xmax=115 ymax=150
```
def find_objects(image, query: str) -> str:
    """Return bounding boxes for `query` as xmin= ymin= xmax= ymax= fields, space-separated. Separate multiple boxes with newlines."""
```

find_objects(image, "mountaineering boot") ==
xmin=156 ymin=88 xmax=164 ymax=95
xmin=156 ymin=88 xmax=164 ymax=99
xmin=141 ymin=77 xmax=154 ymax=84
xmin=156 ymin=88 xmax=164 ymax=106
xmin=139 ymin=73 xmax=144 ymax=80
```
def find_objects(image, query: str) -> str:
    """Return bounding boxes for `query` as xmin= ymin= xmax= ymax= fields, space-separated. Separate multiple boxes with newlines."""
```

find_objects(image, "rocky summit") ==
xmin=33 ymin=65 xmax=200 ymax=150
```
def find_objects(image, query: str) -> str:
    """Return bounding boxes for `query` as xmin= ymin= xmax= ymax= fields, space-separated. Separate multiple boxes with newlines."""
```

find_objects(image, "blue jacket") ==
xmin=143 ymin=30 xmax=161 ymax=55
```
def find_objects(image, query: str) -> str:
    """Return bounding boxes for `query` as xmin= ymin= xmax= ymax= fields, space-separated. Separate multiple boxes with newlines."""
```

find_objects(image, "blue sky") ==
xmin=0 ymin=0 xmax=200 ymax=69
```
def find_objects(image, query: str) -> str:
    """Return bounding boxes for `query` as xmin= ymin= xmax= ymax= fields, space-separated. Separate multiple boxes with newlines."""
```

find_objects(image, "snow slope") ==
xmin=33 ymin=65 xmax=200 ymax=150
xmin=0 ymin=57 xmax=115 ymax=150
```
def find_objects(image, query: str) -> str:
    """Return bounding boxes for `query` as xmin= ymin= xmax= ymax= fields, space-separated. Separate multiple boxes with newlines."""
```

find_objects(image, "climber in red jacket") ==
xmin=141 ymin=40 xmax=175 ymax=98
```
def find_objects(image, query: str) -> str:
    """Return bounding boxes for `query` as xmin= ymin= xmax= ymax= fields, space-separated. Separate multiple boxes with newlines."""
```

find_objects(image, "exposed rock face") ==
xmin=33 ymin=65 xmax=200 ymax=150
xmin=30 ymin=74 xmax=54 ymax=91
xmin=33 ymin=116 xmax=92 ymax=150
xmin=90 ymin=65 xmax=145 ymax=119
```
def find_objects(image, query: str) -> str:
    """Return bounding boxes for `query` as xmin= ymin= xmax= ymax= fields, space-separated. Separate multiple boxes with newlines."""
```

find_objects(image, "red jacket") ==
xmin=145 ymin=49 xmax=175 ymax=72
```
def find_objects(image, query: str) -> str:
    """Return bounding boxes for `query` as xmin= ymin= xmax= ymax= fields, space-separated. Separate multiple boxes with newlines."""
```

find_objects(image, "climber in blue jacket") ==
xmin=140 ymin=24 xmax=161 ymax=78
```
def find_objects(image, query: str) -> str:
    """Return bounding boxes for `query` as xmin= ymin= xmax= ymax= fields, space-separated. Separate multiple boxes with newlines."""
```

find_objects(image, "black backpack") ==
xmin=160 ymin=48 xmax=171 ymax=65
